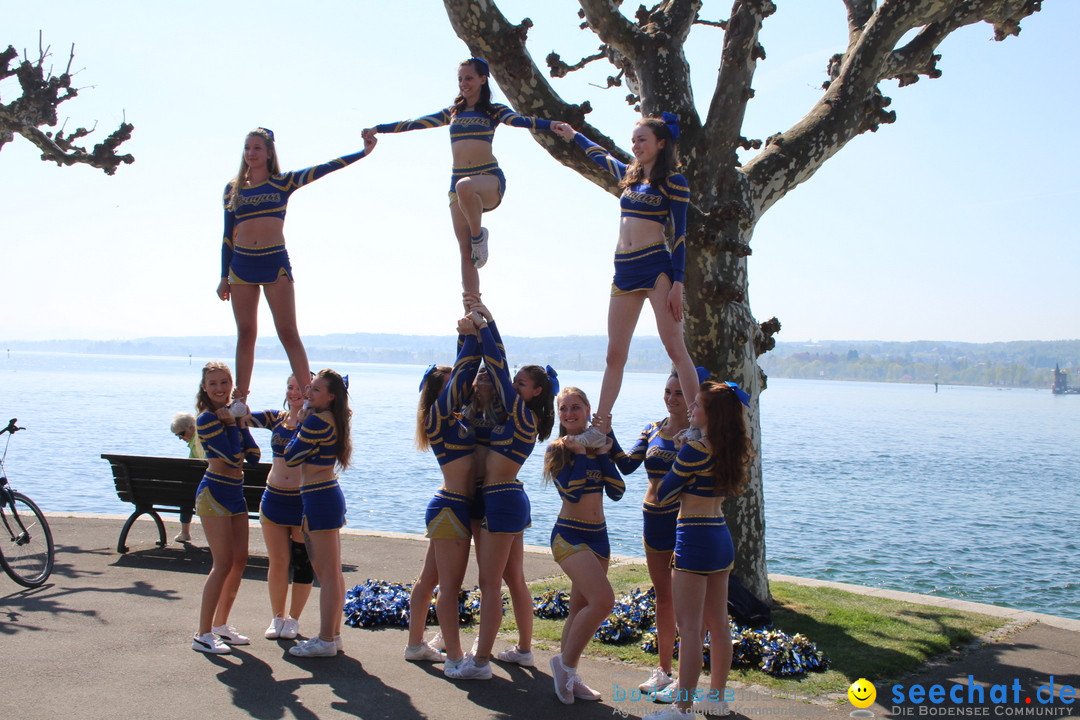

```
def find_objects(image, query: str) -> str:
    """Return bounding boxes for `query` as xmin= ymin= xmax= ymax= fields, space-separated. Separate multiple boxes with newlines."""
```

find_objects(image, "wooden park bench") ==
xmin=101 ymin=453 xmax=270 ymax=553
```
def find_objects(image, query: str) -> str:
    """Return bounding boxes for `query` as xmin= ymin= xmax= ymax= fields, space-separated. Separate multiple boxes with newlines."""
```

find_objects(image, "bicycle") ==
xmin=0 ymin=418 xmax=55 ymax=587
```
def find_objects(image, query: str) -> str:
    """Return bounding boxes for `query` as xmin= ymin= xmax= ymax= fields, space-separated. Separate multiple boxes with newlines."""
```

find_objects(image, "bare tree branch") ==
xmin=0 ymin=38 xmax=134 ymax=174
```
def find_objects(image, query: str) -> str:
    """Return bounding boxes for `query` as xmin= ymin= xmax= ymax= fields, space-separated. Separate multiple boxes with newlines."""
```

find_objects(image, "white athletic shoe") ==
xmin=471 ymin=228 xmax=489 ymax=268
xmin=570 ymin=426 xmax=608 ymax=449
xmin=444 ymin=654 xmax=492 ymax=680
xmin=404 ymin=641 xmax=446 ymax=662
xmin=265 ymin=617 xmax=285 ymax=639
xmin=280 ymin=617 xmax=299 ymax=640
xmin=288 ymin=636 xmax=336 ymax=657
xmin=212 ymin=624 xmax=250 ymax=646
xmin=572 ymin=673 xmax=602 ymax=701
xmin=640 ymin=666 xmax=676 ymax=692
xmin=192 ymin=631 xmax=231 ymax=654
xmin=495 ymin=646 xmax=535 ymax=667
xmin=693 ymin=698 xmax=730 ymax=716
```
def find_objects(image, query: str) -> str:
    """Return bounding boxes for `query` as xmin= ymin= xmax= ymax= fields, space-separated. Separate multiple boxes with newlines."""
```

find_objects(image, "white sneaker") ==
xmin=572 ymin=673 xmax=602 ymax=701
xmin=428 ymin=631 xmax=445 ymax=651
xmin=334 ymin=634 xmax=343 ymax=652
xmin=549 ymin=654 xmax=574 ymax=704
xmin=174 ymin=530 xmax=191 ymax=543
xmin=265 ymin=617 xmax=286 ymax=639
xmin=693 ymin=698 xmax=730 ymax=716
xmin=226 ymin=400 xmax=248 ymax=417
xmin=444 ymin=654 xmax=492 ymax=680
xmin=192 ymin=631 xmax=231 ymax=654
xmin=212 ymin=624 xmax=250 ymax=646
xmin=495 ymin=646 xmax=535 ymax=667
xmin=470 ymin=637 xmax=479 ymax=656
xmin=404 ymin=641 xmax=446 ymax=662
xmin=654 ymin=681 xmax=683 ymax=703
xmin=570 ymin=426 xmax=607 ymax=449
xmin=640 ymin=666 xmax=675 ymax=692
xmin=280 ymin=617 xmax=299 ymax=640
xmin=288 ymin=636 xmax=336 ymax=657
xmin=471 ymin=227 xmax=489 ymax=268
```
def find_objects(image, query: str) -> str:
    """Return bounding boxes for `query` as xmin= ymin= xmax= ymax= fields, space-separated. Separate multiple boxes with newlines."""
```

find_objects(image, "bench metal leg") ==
xmin=117 ymin=509 xmax=167 ymax=553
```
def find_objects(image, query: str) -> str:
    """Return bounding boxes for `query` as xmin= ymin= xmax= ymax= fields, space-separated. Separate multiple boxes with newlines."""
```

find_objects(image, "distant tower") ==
xmin=1053 ymin=363 xmax=1068 ymax=394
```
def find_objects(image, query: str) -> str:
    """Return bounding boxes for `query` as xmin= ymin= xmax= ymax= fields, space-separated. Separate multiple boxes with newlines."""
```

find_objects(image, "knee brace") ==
xmin=290 ymin=540 xmax=314 ymax=584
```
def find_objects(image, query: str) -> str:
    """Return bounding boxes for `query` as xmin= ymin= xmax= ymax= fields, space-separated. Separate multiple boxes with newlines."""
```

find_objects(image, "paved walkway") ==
xmin=2 ymin=515 xmax=1077 ymax=719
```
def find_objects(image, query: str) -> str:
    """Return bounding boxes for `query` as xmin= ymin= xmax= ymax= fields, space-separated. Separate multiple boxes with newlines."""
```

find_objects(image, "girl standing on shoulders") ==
xmin=217 ymin=128 xmax=376 ymax=411
xmin=610 ymin=367 xmax=709 ymax=697
xmin=444 ymin=305 xmax=555 ymax=680
xmin=362 ymin=58 xmax=568 ymax=297
xmin=191 ymin=362 xmax=261 ymax=655
xmin=543 ymin=386 xmax=625 ymax=704
xmin=552 ymin=116 xmax=697 ymax=446
xmin=283 ymin=369 xmax=353 ymax=658
xmin=645 ymin=381 xmax=753 ymax=720
xmin=248 ymin=375 xmax=314 ymax=642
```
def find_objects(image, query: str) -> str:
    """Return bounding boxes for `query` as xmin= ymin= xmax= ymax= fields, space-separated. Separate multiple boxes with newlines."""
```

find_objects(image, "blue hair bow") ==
xmin=469 ymin=57 xmax=490 ymax=76
xmin=256 ymin=126 xmax=275 ymax=142
xmin=695 ymin=366 xmax=710 ymax=384
xmin=342 ymin=374 xmax=349 ymax=390
xmin=661 ymin=112 xmax=680 ymax=143
xmin=418 ymin=364 xmax=437 ymax=392
xmin=724 ymin=381 xmax=751 ymax=408
xmin=545 ymin=365 xmax=559 ymax=395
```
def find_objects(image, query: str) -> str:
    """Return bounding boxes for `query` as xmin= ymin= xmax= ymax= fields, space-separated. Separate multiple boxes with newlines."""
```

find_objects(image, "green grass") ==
xmin=501 ymin=563 xmax=1009 ymax=697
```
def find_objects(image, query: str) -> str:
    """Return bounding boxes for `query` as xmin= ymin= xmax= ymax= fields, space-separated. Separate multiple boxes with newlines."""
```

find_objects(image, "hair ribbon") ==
xmin=694 ymin=366 xmax=710 ymax=384
xmin=545 ymin=365 xmax=559 ymax=395
xmin=419 ymin=364 xmax=437 ymax=392
xmin=342 ymin=374 xmax=349 ymax=390
xmin=724 ymin=381 xmax=751 ymax=408
xmin=661 ymin=112 xmax=680 ymax=143
xmin=470 ymin=57 xmax=490 ymax=76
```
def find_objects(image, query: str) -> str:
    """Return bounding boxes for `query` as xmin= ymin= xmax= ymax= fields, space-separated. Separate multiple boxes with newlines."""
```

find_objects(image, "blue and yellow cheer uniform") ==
xmin=611 ymin=420 xmax=682 ymax=553
xmin=547 ymin=448 xmax=624 ymax=563
xmin=221 ymin=149 xmax=368 ymax=285
xmin=573 ymin=133 xmax=690 ymax=295
xmin=477 ymin=323 xmax=536 ymax=534
xmin=284 ymin=411 xmax=345 ymax=532
xmin=195 ymin=413 xmax=261 ymax=517
xmin=656 ymin=440 xmax=734 ymax=575
xmin=424 ymin=333 xmax=482 ymax=540
xmin=249 ymin=409 xmax=303 ymax=527
xmin=375 ymin=104 xmax=552 ymax=208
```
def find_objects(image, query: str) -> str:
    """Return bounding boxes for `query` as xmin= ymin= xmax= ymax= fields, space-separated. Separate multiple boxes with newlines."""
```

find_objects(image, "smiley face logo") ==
xmin=848 ymin=678 xmax=876 ymax=708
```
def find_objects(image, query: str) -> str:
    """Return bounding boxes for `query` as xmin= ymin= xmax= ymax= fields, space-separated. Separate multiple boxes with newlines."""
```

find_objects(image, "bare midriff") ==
xmin=267 ymin=458 xmax=302 ymax=490
xmin=452 ymin=137 xmax=496 ymax=168
xmin=617 ymin=216 xmax=666 ymax=254
xmin=235 ymin=217 xmax=285 ymax=249
xmin=677 ymin=493 xmax=725 ymax=518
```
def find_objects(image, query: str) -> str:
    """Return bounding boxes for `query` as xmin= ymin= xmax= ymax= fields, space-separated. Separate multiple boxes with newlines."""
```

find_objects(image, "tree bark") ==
xmin=443 ymin=0 xmax=1043 ymax=604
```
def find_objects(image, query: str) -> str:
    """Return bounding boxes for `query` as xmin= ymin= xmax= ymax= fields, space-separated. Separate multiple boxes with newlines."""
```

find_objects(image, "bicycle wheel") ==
xmin=0 ymin=491 xmax=55 ymax=588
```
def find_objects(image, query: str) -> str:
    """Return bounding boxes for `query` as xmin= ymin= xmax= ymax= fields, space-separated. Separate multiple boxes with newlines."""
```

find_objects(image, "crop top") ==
xmin=426 ymin=334 xmax=481 ymax=467
xmin=611 ymin=419 xmax=681 ymax=483
xmin=197 ymin=412 xmax=260 ymax=470
xmin=220 ymin=149 xmax=367 ymax=277
xmin=283 ymin=411 xmax=339 ymax=468
xmin=572 ymin=133 xmax=689 ymax=284
xmin=656 ymin=439 xmax=724 ymax=504
xmin=479 ymin=324 xmax=538 ymax=466
xmin=548 ymin=445 xmax=625 ymax=503
xmin=375 ymin=103 xmax=552 ymax=144
xmin=249 ymin=410 xmax=297 ymax=460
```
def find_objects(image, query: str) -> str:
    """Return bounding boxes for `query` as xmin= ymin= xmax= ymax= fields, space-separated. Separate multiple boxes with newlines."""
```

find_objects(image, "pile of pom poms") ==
xmin=343 ymin=581 xmax=828 ymax=677
xmin=578 ymin=586 xmax=828 ymax=677
xmin=343 ymin=580 xmax=482 ymax=629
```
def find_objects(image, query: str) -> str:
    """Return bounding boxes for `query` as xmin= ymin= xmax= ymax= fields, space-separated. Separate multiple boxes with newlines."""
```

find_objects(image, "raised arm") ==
xmin=573 ymin=132 xmax=627 ymax=181
xmin=656 ymin=440 xmax=709 ymax=505
xmin=549 ymin=446 xmax=589 ymax=503
xmin=371 ymin=108 xmax=453 ymax=134
xmin=197 ymin=412 xmax=244 ymax=465
xmin=279 ymin=137 xmax=375 ymax=191
xmin=284 ymin=412 xmax=333 ymax=467
xmin=493 ymin=103 xmax=554 ymax=132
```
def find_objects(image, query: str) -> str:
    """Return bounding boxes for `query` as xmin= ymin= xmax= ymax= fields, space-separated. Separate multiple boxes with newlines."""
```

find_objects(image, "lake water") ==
xmin=1 ymin=351 xmax=1076 ymax=620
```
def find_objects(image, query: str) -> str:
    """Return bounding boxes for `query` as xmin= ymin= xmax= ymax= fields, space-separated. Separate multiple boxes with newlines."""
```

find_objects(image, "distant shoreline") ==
xmin=4 ymin=336 xmax=1078 ymax=390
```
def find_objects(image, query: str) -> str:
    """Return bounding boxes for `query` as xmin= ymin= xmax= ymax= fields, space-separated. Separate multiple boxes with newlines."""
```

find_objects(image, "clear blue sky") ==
xmin=4 ymin=1 xmax=1077 ymax=343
